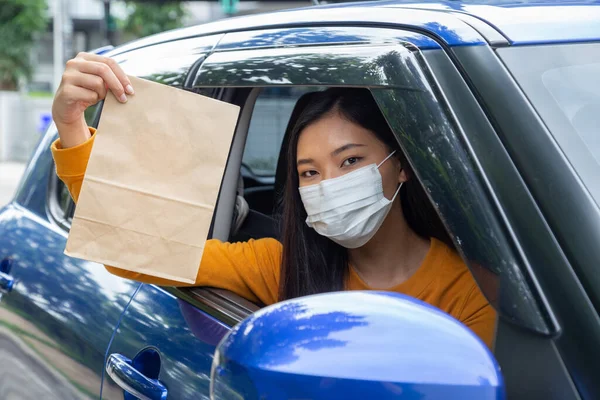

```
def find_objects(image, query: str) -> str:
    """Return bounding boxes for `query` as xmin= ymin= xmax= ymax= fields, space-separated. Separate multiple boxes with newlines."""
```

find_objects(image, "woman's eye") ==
xmin=342 ymin=157 xmax=360 ymax=167
xmin=301 ymin=170 xmax=318 ymax=178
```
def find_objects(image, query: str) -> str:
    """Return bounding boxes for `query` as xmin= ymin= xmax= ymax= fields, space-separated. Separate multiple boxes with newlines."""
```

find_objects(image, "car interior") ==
xmin=229 ymin=89 xmax=319 ymax=243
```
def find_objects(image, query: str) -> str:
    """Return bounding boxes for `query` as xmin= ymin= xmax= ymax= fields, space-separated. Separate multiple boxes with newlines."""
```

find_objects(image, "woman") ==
xmin=52 ymin=53 xmax=496 ymax=347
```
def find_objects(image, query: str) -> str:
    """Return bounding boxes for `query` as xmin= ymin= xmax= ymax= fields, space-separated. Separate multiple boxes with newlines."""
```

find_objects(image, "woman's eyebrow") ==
xmin=297 ymin=158 xmax=314 ymax=166
xmin=331 ymin=143 xmax=366 ymax=156
xmin=297 ymin=144 xmax=366 ymax=166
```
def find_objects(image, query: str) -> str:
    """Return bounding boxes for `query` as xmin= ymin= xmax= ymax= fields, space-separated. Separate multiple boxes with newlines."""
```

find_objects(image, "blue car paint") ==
xmin=0 ymin=129 xmax=141 ymax=398
xmin=383 ymin=1 xmax=600 ymax=45
xmin=216 ymin=27 xmax=442 ymax=51
xmin=108 ymin=5 xmax=488 ymax=57
xmin=0 ymin=207 xmax=140 ymax=397
xmin=101 ymin=284 xmax=230 ymax=399
xmin=100 ymin=282 xmax=143 ymax=398
xmin=106 ymin=0 xmax=600 ymax=61
xmin=311 ymin=1 xmax=600 ymax=45
xmin=0 ymin=42 xmax=148 ymax=397
xmin=213 ymin=291 xmax=503 ymax=399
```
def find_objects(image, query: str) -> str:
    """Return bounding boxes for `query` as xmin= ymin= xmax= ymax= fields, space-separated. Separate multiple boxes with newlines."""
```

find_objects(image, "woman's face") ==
xmin=296 ymin=112 xmax=406 ymax=199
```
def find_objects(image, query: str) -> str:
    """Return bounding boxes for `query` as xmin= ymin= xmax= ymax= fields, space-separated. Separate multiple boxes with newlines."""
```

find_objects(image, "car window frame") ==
xmin=190 ymin=27 xmax=556 ymax=335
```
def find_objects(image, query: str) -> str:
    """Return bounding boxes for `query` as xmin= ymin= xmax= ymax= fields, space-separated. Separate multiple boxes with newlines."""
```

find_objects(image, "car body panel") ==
xmin=386 ymin=1 xmax=600 ymax=45
xmin=215 ymin=26 xmax=441 ymax=51
xmin=106 ymin=0 xmax=600 ymax=61
xmin=214 ymin=292 xmax=503 ymax=399
xmin=0 ymin=134 xmax=140 ymax=398
xmin=108 ymin=6 xmax=487 ymax=58
xmin=101 ymin=284 xmax=230 ymax=399
xmin=316 ymin=1 xmax=600 ymax=45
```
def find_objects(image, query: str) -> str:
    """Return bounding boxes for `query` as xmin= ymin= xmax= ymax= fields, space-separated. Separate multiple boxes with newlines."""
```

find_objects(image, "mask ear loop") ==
xmin=390 ymin=181 xmax=403 ymax=202
xmin=377 ymin=150 xmax=397 ymax=168
xmin=378 ymin=150 xmax=403 ymax=201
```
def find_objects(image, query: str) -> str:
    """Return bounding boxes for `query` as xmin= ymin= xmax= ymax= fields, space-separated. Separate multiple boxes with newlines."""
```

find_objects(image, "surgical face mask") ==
xmin=299 ymin=151 xmax=402 ymax=249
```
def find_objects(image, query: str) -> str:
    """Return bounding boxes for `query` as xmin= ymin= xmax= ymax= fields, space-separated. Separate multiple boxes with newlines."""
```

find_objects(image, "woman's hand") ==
xmin=51 ymin=52 xmax=134 ymax=149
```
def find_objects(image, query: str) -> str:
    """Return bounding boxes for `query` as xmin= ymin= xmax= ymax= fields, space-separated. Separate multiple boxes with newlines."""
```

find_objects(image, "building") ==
xmin=31 ymin=0 xmax=309 ymax=93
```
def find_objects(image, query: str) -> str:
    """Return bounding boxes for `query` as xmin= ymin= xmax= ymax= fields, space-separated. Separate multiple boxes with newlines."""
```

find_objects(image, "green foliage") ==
xmin=220 ymin=0 xmax=239 ymax=15
xmin=0 ymin=0 xmax=48 ymax=90
xmin=120 ymin=1 xmax=188 ymax=39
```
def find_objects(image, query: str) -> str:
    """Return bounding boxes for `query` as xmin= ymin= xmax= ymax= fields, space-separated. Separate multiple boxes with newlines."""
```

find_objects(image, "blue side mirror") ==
xmin=211 ymin=291 xmax=504 ymax=399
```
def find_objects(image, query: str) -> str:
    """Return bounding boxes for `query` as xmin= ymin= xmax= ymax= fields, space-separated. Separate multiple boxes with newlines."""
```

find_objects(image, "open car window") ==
xmin=242 ymin=87 xmax=313 ymax=178
xmin=240 ymin=87 xmax=318 ymax=217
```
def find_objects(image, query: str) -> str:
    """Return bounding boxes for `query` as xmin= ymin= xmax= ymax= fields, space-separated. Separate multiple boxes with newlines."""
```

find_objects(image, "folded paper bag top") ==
xmin=65 ymin=75 xmax=240 ymax=284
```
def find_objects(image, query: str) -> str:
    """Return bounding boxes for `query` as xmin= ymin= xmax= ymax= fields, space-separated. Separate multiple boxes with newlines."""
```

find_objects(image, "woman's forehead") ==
xmin=297 ymin=114 xmax=384 ymax=152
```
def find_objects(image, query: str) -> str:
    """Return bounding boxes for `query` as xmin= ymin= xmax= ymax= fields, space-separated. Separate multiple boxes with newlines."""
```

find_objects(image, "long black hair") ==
xmin=277 ymin=87 xmax=452 ymax=301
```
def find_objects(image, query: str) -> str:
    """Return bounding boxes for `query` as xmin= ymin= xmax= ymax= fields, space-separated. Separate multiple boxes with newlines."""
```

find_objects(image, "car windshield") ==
xmin=498 ymin=42 xmax=600 ymax=207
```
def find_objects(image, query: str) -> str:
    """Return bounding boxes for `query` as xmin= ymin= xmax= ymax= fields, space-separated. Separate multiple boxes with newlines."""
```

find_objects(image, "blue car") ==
xmin=1 ymin=0 xmax=599 ymax=398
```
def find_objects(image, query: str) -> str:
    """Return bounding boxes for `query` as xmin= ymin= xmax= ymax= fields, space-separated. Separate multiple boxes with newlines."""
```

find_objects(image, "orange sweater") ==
xmin=51 ymin=129 xmax=496 ymax=348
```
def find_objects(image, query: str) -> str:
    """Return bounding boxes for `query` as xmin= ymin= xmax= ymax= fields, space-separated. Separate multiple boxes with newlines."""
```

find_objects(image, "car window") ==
xmin=498 ymin=42 xmax=600 ymax=207
xmin=242 ymin=87 xmax=315 ymax=177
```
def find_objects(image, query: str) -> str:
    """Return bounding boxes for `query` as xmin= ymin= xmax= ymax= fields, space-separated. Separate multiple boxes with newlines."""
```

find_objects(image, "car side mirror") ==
xmin=211 ymin=291 xmax=504 ymax=399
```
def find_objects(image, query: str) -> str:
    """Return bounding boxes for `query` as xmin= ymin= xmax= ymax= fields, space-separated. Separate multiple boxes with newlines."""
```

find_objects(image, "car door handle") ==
xmin=106 ymin=353 xmax=168 ymax=400
xmin=0 ymin=271 xmax=14 ymax=292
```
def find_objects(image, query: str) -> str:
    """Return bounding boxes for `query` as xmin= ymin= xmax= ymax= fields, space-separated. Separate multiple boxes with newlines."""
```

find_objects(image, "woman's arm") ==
xmin=52 ymin=130 xmax=281 ymax=305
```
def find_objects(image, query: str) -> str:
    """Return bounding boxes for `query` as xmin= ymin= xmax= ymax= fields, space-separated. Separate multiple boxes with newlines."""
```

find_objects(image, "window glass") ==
xmin=542 ymin=63 xmax=600 ymax=164
xmin=243 ymin=87 xmax=317 ymax=177
xmin=373 ymin=84 xmax=550 ymax=333
xmin=113 ymin=37 xmax=216 ymax=87
xmin=498 ymin=42 xmax=600 ymax=206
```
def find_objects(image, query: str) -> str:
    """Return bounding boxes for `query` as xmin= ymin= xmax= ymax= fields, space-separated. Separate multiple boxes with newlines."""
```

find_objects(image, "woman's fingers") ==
xmin=68 ymin=53 xmax=132 ymax=103
xmin=68 ymin=71 xmax=108 ymax=102
xmin=78 ymin=52 xmax=134 ymax=95
xmin=75 ymin=60 xmax=126 ymax=103
xmin=53 ymin=51 xmax=134 ymax=148
xmin=66 ymin=84 xmax=102 ymax=105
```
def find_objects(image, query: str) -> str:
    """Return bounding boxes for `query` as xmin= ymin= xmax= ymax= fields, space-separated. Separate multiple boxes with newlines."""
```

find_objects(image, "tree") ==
xmin=120 ymin=1 xmax=188 ymax=40
xmin=0 ymin=0 xmax=48 ymax=90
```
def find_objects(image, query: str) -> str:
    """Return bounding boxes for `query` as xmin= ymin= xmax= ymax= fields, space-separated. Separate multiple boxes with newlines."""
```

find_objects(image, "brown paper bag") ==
xmin=65 ymin=75 xmax=240 ymax=284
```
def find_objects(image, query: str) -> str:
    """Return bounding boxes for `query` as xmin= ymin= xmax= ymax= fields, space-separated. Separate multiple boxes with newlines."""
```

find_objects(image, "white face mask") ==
xmin=299 ymin=151 xmax=402 ymax=249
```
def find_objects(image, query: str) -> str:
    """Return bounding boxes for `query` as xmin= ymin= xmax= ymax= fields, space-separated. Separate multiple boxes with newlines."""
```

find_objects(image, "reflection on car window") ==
xmin=243 ymin=87 xmax=317 ymax=176
xmin=498 ymin=43 xmax=600 ymax=205
xmin=542 ymin=63 xmax=600 ymax=164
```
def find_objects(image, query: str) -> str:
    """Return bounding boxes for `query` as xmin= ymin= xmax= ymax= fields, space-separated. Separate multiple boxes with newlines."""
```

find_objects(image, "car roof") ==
xmin=113 ymin=0 xmax=600 ymax=55
xmin=380 ymin=0 xmax=600 ymax=45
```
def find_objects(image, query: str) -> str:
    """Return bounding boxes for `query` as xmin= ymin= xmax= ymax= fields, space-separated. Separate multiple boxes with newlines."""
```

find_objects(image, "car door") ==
xmin=99 ymin=23 xmax=553 ymax=399
xmin=0 ymin=105 xmax=139 ymax=399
